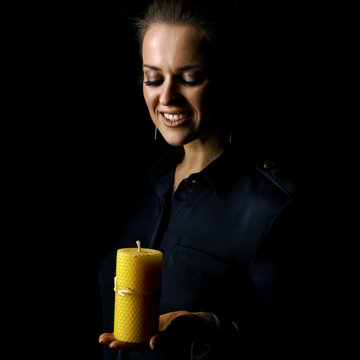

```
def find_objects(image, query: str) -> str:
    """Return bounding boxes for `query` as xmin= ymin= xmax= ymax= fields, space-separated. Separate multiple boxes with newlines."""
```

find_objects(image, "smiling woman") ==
xmin=98 ymin=1 xmax=316 ymax=359
xmin=142 ymin=24 xmax=215 ymax=150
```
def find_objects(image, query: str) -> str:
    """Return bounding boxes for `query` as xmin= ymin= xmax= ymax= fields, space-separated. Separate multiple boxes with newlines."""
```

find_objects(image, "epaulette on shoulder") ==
xmin=256 ymin=159 xmax=298 ymax=199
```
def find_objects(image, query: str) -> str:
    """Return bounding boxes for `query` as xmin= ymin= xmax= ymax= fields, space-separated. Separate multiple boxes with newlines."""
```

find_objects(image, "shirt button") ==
xmin=184 ymin=181 xmax=192 ymax=190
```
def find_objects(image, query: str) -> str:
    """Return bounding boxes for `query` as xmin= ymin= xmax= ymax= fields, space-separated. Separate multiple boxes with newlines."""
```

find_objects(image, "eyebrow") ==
xmin=142 ymin=64 xmax=205 ymax=72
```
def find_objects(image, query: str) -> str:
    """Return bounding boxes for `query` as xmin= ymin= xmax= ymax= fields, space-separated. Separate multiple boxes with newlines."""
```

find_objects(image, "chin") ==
xmin=161 ymin=132 xmax=190 ymax=147
xmin=163 ymin=138 xmax=186 ymax=147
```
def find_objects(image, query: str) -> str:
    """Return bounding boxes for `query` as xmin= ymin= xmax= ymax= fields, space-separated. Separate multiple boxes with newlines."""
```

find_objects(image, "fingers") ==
xmin=98 ymin=333 xmax=115 ymax=346
xmin=98 ymin=333 xmax=150 ymax=352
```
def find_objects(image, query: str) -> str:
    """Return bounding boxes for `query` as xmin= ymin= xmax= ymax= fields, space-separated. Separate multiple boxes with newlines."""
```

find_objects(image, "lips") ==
xmin=160 ymin=112 xmax=192 ymax=127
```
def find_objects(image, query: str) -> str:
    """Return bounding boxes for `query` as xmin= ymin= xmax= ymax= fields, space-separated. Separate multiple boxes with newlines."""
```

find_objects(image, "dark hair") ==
xmin=135 ymin=0 xmax=222 ymax=53
xmin=133 ymin=0 xmax=240 ymax=69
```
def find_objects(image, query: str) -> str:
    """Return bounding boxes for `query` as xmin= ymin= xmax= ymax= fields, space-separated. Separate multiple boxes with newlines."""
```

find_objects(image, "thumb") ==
xmin=149 ymin=333 xmax=160 ymax=351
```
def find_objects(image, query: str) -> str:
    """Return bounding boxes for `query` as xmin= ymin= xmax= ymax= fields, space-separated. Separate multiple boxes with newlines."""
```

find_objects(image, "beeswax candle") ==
xmin=113 ymin=241 xmax=163 ymax=344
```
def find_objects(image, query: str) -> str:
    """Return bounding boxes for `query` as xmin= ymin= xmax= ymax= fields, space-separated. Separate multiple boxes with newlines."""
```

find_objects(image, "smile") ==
xmin=160 ymin=112 xmax=192 ymax=128
xmin=163 ymin=113 xmax=189 ymax=121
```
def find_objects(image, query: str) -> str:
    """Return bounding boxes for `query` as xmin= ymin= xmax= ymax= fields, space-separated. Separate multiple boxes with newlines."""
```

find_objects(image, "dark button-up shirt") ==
xmin=99 ymin=146 xmax=309 ymax=359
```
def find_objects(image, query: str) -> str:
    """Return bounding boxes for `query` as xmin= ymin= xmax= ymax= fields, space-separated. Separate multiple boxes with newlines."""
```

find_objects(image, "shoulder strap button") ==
xmin=263 ymin=160 xmax=275 ymax=170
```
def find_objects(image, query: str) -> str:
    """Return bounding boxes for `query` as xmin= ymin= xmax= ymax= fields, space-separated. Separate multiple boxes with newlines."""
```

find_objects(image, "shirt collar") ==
xmin=149 ymin=145 xmax=248 ymax=196
xmin=201 ymin=147 xmax=250 ymax=195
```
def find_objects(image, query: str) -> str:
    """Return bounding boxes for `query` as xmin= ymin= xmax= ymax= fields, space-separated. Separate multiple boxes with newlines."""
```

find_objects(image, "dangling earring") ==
xmin=154 ymin=126 xmax=158 ymax=140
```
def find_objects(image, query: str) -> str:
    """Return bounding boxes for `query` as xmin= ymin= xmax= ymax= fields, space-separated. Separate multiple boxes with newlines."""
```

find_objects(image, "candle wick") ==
xmin=136 ymin=240 xmax=141 ymax=252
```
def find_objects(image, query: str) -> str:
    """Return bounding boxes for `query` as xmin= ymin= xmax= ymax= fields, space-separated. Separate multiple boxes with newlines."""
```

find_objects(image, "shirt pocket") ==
xmin=161 ymin=244 xmax=233 ymax=312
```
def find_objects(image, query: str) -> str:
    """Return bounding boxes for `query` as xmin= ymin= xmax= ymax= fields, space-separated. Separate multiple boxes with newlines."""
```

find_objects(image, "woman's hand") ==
xmin=99 ymin=310 xmax=218 ymax=354
xmin=98 ymin=333 xmax=150 ymax=351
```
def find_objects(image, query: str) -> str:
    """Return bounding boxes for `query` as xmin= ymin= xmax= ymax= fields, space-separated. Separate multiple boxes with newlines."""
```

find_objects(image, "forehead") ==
xmin=142 ymin=23 xmax=207 ymax=68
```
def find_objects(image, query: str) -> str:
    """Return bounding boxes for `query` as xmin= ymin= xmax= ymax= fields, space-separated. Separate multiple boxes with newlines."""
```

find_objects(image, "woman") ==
xmin=99 ymin=0 xmax=314 ymax=359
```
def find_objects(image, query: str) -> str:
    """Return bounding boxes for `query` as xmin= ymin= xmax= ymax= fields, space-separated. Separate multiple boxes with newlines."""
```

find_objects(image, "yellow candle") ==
xmin=113 ymin=241 xmax=163 ymax=344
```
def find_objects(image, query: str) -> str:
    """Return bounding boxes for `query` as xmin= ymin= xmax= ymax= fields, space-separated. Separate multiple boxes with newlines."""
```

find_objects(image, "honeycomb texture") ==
xmin=114 ymin=247 xmax=163 ymax=344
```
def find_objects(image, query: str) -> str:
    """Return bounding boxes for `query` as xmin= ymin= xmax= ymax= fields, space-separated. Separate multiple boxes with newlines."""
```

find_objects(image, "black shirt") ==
xmin=99 ymin=146 xmax=311 ymax=359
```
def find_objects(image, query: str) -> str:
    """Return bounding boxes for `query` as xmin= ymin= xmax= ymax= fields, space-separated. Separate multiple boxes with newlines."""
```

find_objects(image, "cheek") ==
xmin=143 ymin=86 xmax=157 ymax=112
xmin=189 ymin=86 xmax=210 ymax=112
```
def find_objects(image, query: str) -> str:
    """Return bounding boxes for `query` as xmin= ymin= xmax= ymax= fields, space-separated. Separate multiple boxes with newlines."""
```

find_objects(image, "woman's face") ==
xmin=142 ymin=23 xmax=213 ymax=146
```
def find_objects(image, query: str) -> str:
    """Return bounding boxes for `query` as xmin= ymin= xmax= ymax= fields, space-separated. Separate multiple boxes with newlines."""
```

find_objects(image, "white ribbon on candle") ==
xmin=113 ymin=277 xmax=160 ymax=297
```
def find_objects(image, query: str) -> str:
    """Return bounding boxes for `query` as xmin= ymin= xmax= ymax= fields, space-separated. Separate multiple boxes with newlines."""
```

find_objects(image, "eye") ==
xmin=180 ymin=72 xmax=207 ymax=86
xmin=180 ymin=79 xmax=205 ymax=86
xmin=144 ymin=79 xmax=163 ymax=87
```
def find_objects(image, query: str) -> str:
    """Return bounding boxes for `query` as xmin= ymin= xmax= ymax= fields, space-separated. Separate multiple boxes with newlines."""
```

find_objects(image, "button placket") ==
xmin=183 ymin=179 xmax=192 ymax=191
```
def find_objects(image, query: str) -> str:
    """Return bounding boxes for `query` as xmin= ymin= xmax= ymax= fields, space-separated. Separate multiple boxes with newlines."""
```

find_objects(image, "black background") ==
xmin=5 ymin=1 xmax=341 ymax=359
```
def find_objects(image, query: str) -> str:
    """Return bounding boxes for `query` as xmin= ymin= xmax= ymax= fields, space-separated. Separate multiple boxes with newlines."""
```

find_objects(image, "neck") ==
xmin=181 ymin=139 xmax=225 ymax=173
xmin=172 ymin=134 xmax=225 ymax=194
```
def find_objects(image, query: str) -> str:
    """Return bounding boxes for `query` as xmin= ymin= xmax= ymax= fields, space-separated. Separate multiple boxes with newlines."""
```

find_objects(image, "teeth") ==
xmin=163 ymin=113 xmax=187 ymax=121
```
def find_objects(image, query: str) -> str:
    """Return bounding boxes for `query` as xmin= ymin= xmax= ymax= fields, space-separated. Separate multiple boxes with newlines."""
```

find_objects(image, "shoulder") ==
xmin=255 ymin=159 xmax=298 ymax=200
xmin=211 ymin=149 xmax=299 ymax=205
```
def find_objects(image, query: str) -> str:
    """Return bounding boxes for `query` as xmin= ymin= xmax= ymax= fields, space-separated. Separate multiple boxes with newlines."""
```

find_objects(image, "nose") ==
xmin=159 ymin=78 xmax=179 ymax=105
